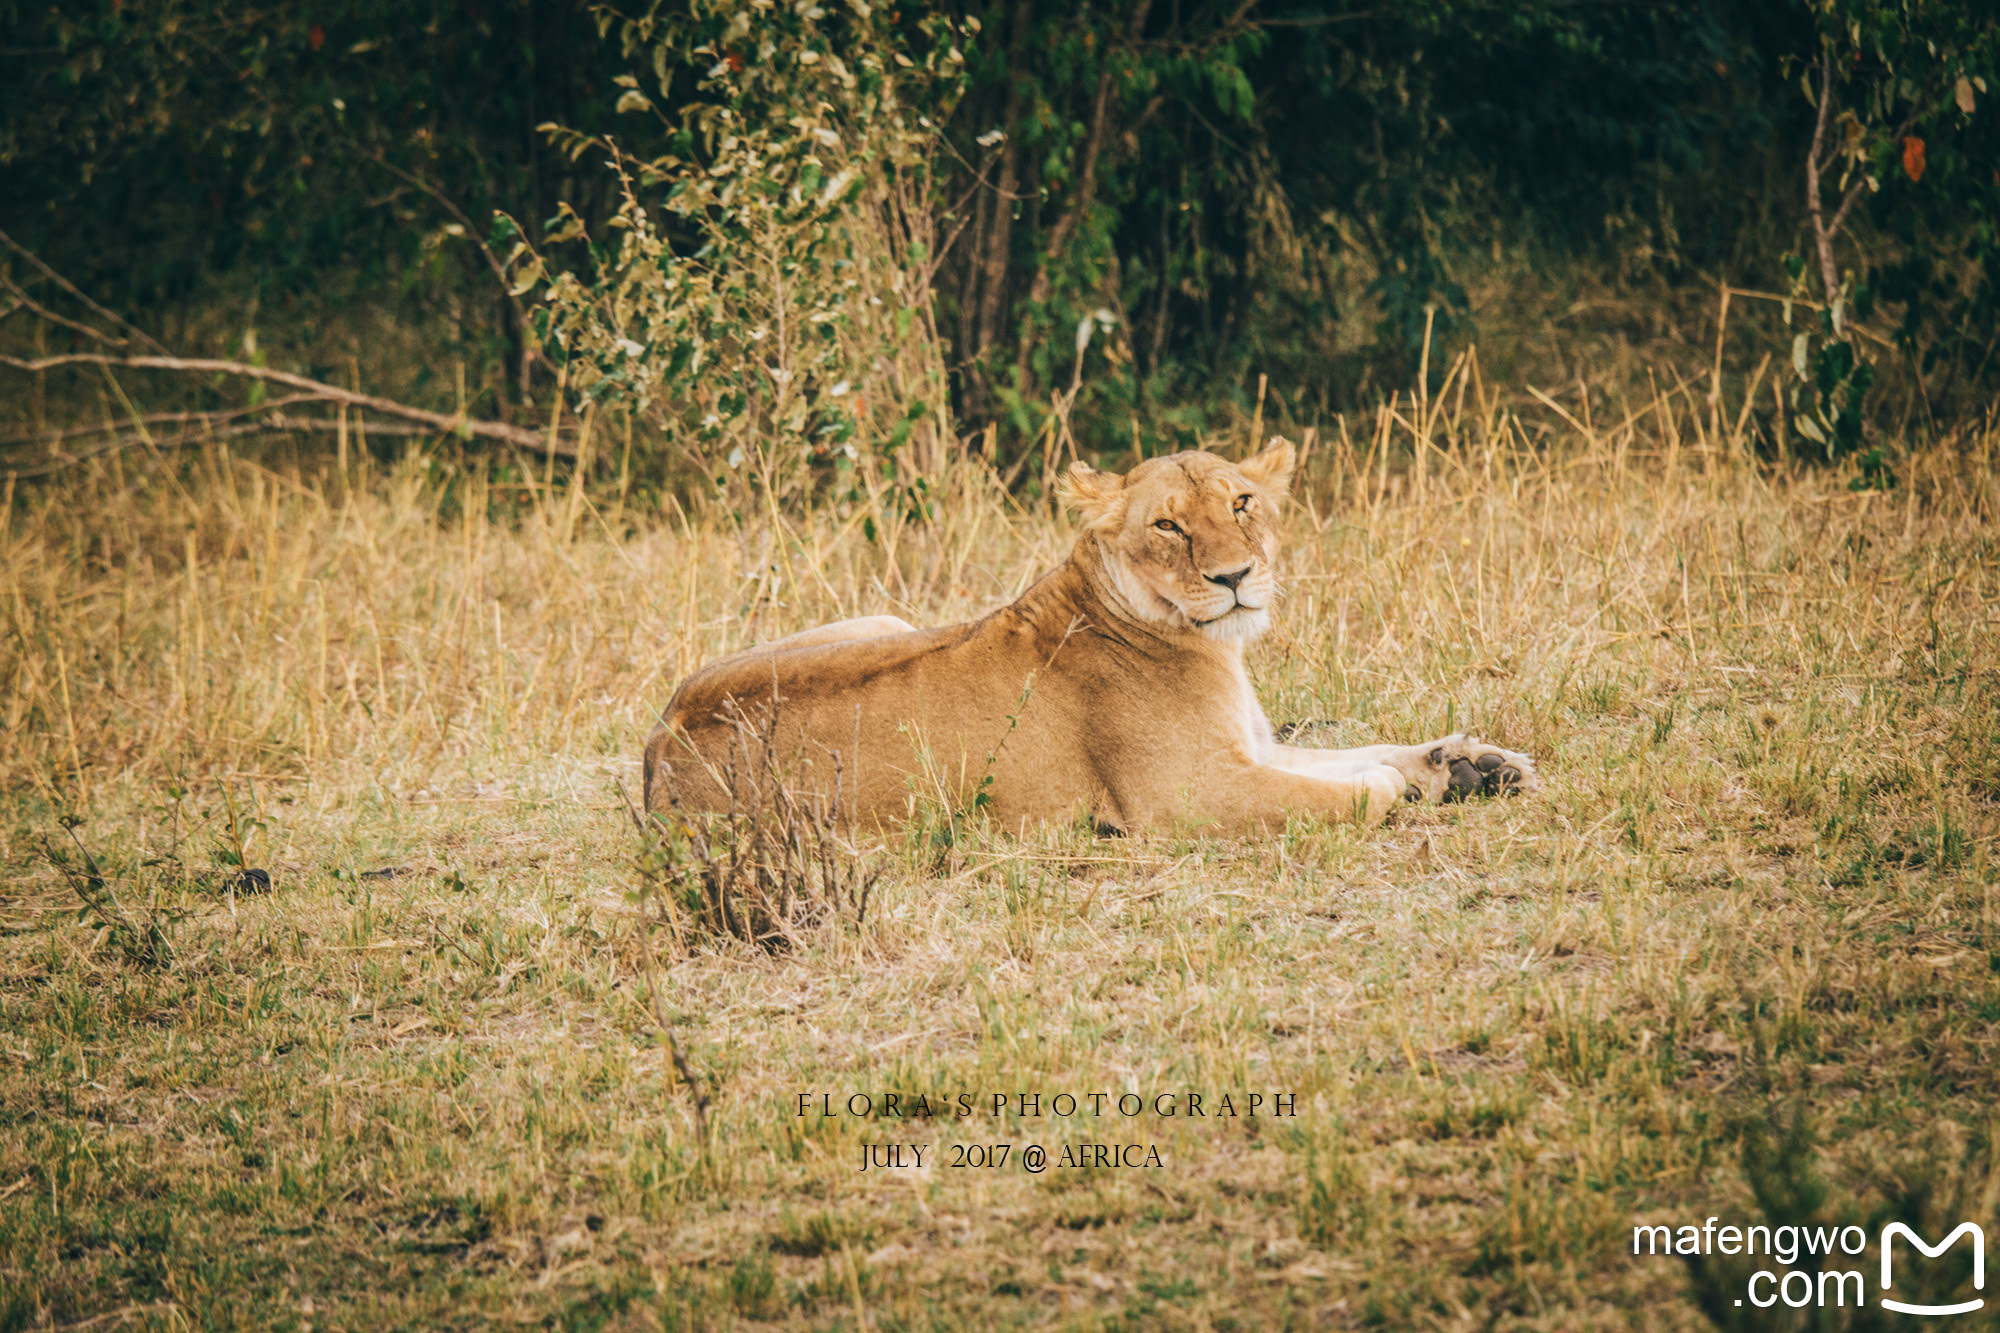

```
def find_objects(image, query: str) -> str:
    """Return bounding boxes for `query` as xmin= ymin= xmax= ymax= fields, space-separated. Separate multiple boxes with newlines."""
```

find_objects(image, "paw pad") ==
xmin=1443 ymin=749 xmax=1534 ymax=801
xmin=1443 ymin=758 xmax=1484 ymax=802
xmin=1476 ymin=753 xmax=1527 ymax=796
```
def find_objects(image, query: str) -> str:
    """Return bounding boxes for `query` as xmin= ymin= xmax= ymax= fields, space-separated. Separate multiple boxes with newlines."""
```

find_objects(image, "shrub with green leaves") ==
xmin=1778 ymin=0 xmax=1999 ymax=472
xmin=500 ymin=0 xmax=975 ymax=508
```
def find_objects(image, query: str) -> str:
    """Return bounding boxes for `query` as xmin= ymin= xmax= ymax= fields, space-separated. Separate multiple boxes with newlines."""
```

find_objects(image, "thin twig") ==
xmin=42 ymin=828 xmax=177 ymax=969
xmin=1805 ymin=51 xmax=1839 ymax=305
xmin=363 ymin=150 xmax=538 ymax=394
xmin=0 ymin=274 xmax=127 ymax=347
xmin=42 ymin=833 xmax=124 ymax=931
xmin=659 ymin=1009 xmax=712 ymax=1144
xmin=365 ymin=152 xmax=523 ymax=322
xmin=616 ymin=778 xmax=713 ymax=1139
xmin=0 ymin=228 xmax=173 ymax=355
xmin=1716 ymin=285 xmax=1896 ymax=350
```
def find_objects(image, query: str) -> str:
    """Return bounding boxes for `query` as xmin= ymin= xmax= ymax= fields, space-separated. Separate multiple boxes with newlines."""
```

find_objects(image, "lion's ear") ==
xmin=1059 ymin=460 xmax=1127 ymax=528
xmin=1239 ymin=436 xmax=1297 ymax=497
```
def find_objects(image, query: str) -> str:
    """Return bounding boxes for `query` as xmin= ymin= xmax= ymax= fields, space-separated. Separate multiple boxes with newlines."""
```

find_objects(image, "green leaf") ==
xmin=508 ymin=257 xmax=545 ymax=296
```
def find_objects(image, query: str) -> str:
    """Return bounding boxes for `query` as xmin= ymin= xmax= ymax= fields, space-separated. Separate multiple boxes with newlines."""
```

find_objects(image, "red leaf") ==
xmin=724 ymin=49 xmax=745 ymax=73
xmin=1902 ymin=136 xmax=1926 ymax=182
xmin=309 ymin=24 xmax=326 ymax=52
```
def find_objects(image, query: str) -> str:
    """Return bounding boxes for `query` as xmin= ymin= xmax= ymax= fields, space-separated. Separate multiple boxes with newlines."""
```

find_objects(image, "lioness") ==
xmin=644 ymin=439 xmax=1538 ymax=835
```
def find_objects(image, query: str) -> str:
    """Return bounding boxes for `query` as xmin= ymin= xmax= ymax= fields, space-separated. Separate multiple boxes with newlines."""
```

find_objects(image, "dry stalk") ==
xmin=628 ymin=894 xmax=712 ymax=1146
xmin=623 ymin=703 xmax=881 ymax=955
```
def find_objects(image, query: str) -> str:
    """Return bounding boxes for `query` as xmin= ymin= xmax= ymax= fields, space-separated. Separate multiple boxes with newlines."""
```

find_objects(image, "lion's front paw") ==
xmin=1440 ymin=735 xmax=1540 ymax=801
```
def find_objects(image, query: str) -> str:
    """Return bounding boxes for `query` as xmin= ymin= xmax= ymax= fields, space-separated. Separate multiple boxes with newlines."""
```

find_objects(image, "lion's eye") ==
xmin=1153 ymin=519 xmax=1180 ymax=534
xmin=1233 ymin=494 xmax=1253 ymax=514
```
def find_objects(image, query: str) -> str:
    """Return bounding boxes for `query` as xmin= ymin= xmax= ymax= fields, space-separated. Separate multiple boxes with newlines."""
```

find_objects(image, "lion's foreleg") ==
xmin=1270 ymin=734 xmax=1540 ymax=803
xmin=1268 ymin=741 xmax=1449 ymax=802
xmin=1189 ymin=762 xmax=1406 ymax=834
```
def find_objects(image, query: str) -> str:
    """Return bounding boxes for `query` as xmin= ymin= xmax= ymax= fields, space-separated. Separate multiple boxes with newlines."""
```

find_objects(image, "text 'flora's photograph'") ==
xmin=2 ymin=1 xmax=1997 ymax=1329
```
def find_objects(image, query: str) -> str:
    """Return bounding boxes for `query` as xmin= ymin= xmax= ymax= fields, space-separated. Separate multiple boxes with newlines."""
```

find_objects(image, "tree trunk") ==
xmin=956 ymin=141 xmax=992 ymax=377
xmin=1012 ymin=0 xmax=1152 ymax=392
xmin=972 ymin=0 xmax=1037 ymax=386
xmin=1804 ymin=50 xmax=1842 ymax=311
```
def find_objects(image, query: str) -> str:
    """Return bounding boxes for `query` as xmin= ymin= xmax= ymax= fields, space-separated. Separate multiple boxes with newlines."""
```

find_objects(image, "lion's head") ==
xmin=1060 ymin=439 xmax=1296 ymax=643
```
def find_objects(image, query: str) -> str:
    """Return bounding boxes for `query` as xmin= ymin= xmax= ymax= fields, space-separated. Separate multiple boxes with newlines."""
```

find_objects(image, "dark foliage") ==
xmin=2 ymin=0 xmax=1994 ymax=462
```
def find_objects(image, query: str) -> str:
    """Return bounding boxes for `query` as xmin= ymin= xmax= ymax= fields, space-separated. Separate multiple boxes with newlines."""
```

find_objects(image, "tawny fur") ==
xmin=643 ymin=440 xmax=1539 ymax=835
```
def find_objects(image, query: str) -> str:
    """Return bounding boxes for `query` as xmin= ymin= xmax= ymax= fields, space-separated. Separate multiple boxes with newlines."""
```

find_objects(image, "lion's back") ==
xmin=642 ymin=621 xmax=988 ymax=814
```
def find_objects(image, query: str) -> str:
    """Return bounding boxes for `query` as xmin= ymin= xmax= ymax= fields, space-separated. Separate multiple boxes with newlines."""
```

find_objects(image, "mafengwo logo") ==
xmin=1635 ymin=1218 xmax=1985 ymax=1315
xmin=1881 ymin=1223 xmax=1985 ymax=1317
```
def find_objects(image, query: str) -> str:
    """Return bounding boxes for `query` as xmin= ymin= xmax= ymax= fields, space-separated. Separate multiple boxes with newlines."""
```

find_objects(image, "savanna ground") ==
xmin=3 ymin=371 xmax=1998 ymax=1331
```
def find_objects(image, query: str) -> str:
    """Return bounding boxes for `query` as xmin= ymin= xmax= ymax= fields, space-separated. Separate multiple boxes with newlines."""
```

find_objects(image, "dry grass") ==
xmin=2 ymin=367 xmax=1998 ymax=1331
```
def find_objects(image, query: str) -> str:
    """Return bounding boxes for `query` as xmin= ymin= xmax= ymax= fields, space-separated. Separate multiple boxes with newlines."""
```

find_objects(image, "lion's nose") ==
xmin=1203 ymin=564 xmax=1253 ymax=592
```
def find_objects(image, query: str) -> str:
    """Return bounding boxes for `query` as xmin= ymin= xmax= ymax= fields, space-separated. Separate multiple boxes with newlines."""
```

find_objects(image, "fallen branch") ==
xmin=0 ymin=352 xmax=573 ymax=456
xmin=2 ymin=411 xmax=498 ymax=480
xmin=0 ymin=394 xmax=325 ymax=447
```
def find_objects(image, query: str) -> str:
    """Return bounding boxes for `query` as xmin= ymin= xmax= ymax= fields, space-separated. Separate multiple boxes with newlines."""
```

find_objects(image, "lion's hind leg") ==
xmin=684 ymin=615 xmax=920 ymax=677
xmin=748 ymin=615 xmax=919 ymax=653
xmin=645 ymin=616 xmax=920 ymax=813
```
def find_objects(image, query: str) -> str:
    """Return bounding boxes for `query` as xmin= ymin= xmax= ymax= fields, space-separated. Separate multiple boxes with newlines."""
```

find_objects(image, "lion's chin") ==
xmin=1197 ymin=606 xmax=1270 ymax=644
xmin=1099 ymin=550 xmax=1272 ymax=642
